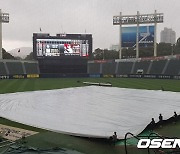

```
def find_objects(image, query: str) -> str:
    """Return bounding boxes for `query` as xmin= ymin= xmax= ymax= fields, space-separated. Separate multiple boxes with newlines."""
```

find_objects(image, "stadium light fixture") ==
xmin=113 ymin=10 xmax=163 ymax=59
xmin=0 ymin=9 xmax=9 ymax=59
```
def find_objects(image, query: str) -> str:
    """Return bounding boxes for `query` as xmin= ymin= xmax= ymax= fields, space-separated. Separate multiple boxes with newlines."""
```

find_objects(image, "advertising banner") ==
xmin=122 ymin=26 xmax=154 ymax=48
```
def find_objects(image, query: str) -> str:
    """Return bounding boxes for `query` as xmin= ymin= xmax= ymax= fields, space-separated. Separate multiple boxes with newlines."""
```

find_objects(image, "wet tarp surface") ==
xmin=0 ymin=86 xmax=180 ymax=139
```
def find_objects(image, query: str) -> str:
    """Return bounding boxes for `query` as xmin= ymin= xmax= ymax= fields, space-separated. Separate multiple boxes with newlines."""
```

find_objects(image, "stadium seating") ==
xmin=164 ymin=59 xmax=180 ymax=75
xmin=88 ymin=63 xmax=101 ymax=74
xmin=88 ymin=59 xmax=180 ymax=76
xmin=1 ymin=58 xmax=180 ymax=77
xmin=117 ymin=62 xmax=133 ymax=75
xmin=0 ymin=62 xmax=7 ymax=75
xmin=102 ymin=62 xmax=116 ymax=75
xmin=24 ymin=62 xmax=39 ymax=74
xmin=132 ymin=61 xmax=151 ymax=74
xmin=149 ymin=60 xmax=167 ymax=74
xmin=0 ymin=60 xmax=39 ymax=76
xmin=6 ymin=62 xmax=24 ymax=75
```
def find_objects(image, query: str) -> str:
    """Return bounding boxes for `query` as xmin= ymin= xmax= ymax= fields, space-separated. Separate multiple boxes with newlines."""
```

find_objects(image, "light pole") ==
xmin=103 ymin=50 xmax=105 ymax=60
xmin=119 ymin=12 xmax=122 ymax=59
xmin=171 ymin=44 xmax=174 ymax=55
xmin=0 ymin=9 xmax=9 ymax=59
xmin=154 ymin=10 xmax=157 ymax=57
xmin=136 ymin=11 xmax=139 ymax=58
xmin=0 ymin=9 xmax=2 ymax=59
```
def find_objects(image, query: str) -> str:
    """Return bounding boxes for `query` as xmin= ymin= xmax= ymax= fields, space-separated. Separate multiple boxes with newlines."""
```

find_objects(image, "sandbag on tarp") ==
xmin=0 ymin=86 xmax=180 ymax=139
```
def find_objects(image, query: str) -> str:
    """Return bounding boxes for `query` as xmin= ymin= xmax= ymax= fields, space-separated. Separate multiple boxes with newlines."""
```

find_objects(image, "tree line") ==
xmin=92 ymin=38 xmax=180 ymax=60
xmin=2 ymin=48 xmax=33 ymax=60
xmin=2 ymin=37 xmax=180 ymax=60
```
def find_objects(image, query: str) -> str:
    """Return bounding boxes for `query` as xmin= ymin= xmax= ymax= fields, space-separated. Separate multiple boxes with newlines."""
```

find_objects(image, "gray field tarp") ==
xmin=0 ymin=86 xmax=180 ymax=139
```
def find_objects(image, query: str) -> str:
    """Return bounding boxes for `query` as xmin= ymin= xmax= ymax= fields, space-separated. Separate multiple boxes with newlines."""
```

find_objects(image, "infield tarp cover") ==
xmin=0 ymin=86 xmax=180 ymax=139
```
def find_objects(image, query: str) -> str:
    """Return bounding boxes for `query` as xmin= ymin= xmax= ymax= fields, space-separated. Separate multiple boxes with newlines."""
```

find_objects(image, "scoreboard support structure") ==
xmin=33 ymin=33 xmax=92 ymax=74
xmin=113 ymin=10 xmax=163 ymax=59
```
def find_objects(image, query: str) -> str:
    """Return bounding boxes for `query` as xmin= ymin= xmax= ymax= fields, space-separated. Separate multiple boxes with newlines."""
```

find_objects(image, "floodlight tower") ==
xmin=113 ymin=10 xmax=163 ymax=59
xmin=0 ymin=9 xmax=9 ymax=59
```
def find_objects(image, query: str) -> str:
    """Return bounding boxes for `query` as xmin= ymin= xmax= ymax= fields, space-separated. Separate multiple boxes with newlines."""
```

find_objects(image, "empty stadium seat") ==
xmin=149 ymin=60 xmax=167 ymax=74
xmin=164 ymin=59 xmax=180 ymax=75
xmin=88 ymin=63 xmax=101 ymax=74
xmin=24 ymin=62 xmax=39 ymax=74
xmin=117 ymin=62 xmax=133 ymax=75
xmin=0 ymin=62 xmax=7 ymax=75
xmin=6 ymin=62 xmax=24 ymax=75
xmin=102 ymin=62 xmax=116 ymax=75
xmin=132 ymin=61 xmax=151 ymax=74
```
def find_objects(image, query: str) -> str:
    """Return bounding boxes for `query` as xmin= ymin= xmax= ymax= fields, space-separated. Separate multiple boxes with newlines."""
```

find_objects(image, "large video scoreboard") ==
xmin=33 ymin=33 xmax=92 ymax=59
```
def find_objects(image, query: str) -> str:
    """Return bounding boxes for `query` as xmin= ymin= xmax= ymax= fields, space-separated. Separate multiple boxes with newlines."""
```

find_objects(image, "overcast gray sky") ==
xmin=0 ymin=0 xmax=179 ymax=51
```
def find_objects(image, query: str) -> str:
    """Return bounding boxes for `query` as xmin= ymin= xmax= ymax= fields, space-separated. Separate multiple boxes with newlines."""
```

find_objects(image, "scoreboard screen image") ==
xmin=33 ymin=33 xmax=92 ymax=58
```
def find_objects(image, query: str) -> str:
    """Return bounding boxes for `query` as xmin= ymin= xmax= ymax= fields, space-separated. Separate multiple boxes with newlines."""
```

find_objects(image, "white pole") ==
xmin=136 ymin=11 xmax=139 ymax=58
xmin=119 ymin=12 xmax=122 ymax=59
xmin=103 ymin=50 xmax=104 ymax=60
xmin=154 ymin=10 xmax=157 ymax=57
xmin=0 ymin=9 xmax=2 ymax=59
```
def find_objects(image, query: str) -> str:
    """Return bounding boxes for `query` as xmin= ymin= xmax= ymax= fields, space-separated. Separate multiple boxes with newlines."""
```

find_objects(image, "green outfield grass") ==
xmin=0 ymin=78 xmax=180 ymax=154
xmin=0 ymin=78 xmax=180 ymax=94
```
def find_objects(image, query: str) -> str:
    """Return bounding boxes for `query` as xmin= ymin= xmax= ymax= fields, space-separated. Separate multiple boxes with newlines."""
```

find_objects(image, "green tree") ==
xmin=93 ymin=48 xmax=103 ymax=60
xmin=24 ymin=52 xmax=34 ymax=60
xmin=139 ymin=47 xmax=154 ymax=57
xmin=93 ymin=48 xmax=119 ymax=60
xmin=103 ymin=49 xmax=118 ymax=60
xmin=2 ymin=48 xmax=15 ymax=59
xmin=122 ymin=48 xmax=136 ymax=58
xmin=174 ymin=38 xmax=180 ymax=54
xmin=157 ymin=43 xmax=172 ymax=56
